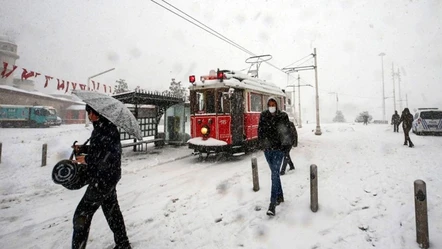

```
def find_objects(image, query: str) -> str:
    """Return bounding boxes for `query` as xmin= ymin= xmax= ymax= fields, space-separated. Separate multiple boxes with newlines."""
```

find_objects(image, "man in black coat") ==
xmin=258 ymin=97 xmax=292 ymax=216
xmin=398 ymin=107 xmax=414 ymax=147
xmin=391 ymin=110 xmax=400 ymax=132
xmin=72 ymin=105 xmax=131 ymax=249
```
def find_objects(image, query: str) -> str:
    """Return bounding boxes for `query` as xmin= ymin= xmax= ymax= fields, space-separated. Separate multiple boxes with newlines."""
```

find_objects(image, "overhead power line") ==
xmin=283 ymin=54 xmax=313 ymax=69
xmin=151 ymin=0 xmax=289 ymax=75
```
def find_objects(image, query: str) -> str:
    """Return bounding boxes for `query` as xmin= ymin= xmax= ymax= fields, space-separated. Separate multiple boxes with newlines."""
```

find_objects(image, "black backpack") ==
xmin=289 ymin=121 xmax=298 ymax=147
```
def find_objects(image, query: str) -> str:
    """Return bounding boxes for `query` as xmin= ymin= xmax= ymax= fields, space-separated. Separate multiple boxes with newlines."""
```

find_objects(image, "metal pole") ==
xmin=397 ymin=69 xmax=403 ymax=111
xmin=290 ymin=73 xmax=296 ymax=122
xmin=336 ymin=93 xmax=338 ymax=113
xmin=251 ymin=157 xmax=259 ymax=192
xmin=85 ymin=68 xmax=115 ymax=126
xmin=41 ymin=143 xmax=47 ymax=167
xmin=379 ymin=53 xmax=386 ymax=121
xmin=414 ymin=180 xmax=429 ymax=248
xmin=0 ymin=142 xmax=2 ymax=164
xmin=310 ymin=164 xmax=318 ymax=212
xmin=87 ymin=68 xmax=115 ymax=90
xmin=313 ymin=48 xmax=322 ymax=135
xmin=392 ymin=63 xmax=397 ymax=112
xmin=297 ymin=74 xmax=302 ymax=128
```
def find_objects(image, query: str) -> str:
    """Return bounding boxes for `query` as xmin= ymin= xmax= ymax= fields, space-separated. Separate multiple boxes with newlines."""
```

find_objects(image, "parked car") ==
xmin=55 ymin=116 xmax=62 ymax=126
xmin=412 ymin=108 xmax=442 ymax=135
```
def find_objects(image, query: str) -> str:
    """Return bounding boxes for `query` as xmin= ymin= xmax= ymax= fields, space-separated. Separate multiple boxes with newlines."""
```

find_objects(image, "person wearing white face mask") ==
xmin=258 ymin=96 xmax=293 ymax=216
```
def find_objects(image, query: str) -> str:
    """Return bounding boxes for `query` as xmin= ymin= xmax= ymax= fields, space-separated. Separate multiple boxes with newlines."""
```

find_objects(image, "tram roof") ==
xmin=188 ymin=70 xmax=286 ymax=97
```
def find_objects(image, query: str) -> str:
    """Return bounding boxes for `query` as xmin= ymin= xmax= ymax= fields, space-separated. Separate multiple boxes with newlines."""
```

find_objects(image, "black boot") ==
xmin=276 ymin=195 xmax=284 ymax=206
xmin=280 ymin=170 xmax=285 ymax=176
xmin=409 ymin=142 xmax=414 ymax=148
xmin=266 ymin=203 xmax=276 ymax=216
xmin=114 ymin=243 xmax=131 ymax=249
xmin=403 ymin=142 xmax=408 ymax=146
xmin=114 ymin=240 xmax=131 ymax=249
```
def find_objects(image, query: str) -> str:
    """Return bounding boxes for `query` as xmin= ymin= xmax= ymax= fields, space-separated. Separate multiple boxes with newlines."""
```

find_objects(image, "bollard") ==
xmin=251 ymin=157 xmax=259 ymax=192
xmin=0 ymin=142 xmax=2 ymax=164
xmin=41 ymin=143 xmax=47 ymax=167
xmin=414 ymin=180 xmax=429 ymax=248
xmin=310 ymin=164 xmax=318 ymax=212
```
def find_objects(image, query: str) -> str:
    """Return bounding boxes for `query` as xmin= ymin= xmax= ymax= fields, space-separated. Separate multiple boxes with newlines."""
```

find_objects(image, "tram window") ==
xmin=206 ymin=91 xmax=215 ymax=113
xmin=217 ymin=91 xmax=223 ymax=113
xmin=197 ymin=92 xmax=204 ymax=112
xmin=217 ymin=90 xmax=231 ymax=114
xmin=195 ymin=91 xmax=215 ymax=113
xmin=250 ymin=93 xmax=263 ymax=112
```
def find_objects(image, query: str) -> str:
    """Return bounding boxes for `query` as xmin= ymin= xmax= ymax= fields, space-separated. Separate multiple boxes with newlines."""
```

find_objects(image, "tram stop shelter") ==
xmin=113 ymin=89 xmax=185 ymax=151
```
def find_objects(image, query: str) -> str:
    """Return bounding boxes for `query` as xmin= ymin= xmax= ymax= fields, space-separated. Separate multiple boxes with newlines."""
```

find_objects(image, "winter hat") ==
xmin=267 ymin=96 xmax=278 ymax=110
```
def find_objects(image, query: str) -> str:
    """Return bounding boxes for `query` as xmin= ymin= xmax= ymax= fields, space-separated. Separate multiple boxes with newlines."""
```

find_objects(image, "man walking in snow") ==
xmin=71 ymin=105 xmax=131 ymax=249
xmin=363 ymin=114 xmax=369 ymax=125
xmin=258 ymin=97 xmax=292 ymax=216
xmin=391 ymin=110 xmax=400 ymax=132
xmin=398 ymin=107 xmax=414 ymax=148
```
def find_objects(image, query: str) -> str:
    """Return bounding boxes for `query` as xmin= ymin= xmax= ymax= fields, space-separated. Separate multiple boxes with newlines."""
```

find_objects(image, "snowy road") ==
xmin=0 ymin=123 xmax=441 ymax=248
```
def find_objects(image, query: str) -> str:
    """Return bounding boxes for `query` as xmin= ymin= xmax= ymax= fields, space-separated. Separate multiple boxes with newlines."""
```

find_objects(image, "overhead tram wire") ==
xmin=283 ymin=53 xmax=313 ymax=69
xmin=152 ymin=0 xmax=290 ymax=75
xmin=159 ymin=0 xmax=256 ymax=56
xmin=297 ymin=77 xmax=381 ymax=100
xmin=151 ymin=0 xmax=255 ymax=56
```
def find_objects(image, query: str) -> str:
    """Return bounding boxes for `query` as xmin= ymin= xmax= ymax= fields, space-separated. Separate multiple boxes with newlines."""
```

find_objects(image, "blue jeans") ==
xmin=264 ymin=150 xmax=284 ymax=204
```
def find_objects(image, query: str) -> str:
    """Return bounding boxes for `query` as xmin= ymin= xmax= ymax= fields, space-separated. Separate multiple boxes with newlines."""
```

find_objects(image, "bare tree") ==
xmin=114 ymin=79 xmax=129 ymax=94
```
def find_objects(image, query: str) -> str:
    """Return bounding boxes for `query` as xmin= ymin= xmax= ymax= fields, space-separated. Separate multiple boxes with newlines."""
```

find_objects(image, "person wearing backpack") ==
xmin=280 ymin=120 xmax=297 ymax=175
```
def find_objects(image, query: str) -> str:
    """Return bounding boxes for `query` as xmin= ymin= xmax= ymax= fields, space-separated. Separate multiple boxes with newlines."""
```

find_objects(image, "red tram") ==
xmin=187 ymin=69 xmax=287 ymax=157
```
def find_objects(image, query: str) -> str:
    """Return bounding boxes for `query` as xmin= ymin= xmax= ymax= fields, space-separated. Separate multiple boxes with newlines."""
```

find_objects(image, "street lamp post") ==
xmin=379 ymin=53 xmax=386 ymax=121
xmin=87 ymin=68 xmax=115 ymax=91
xmin=329 ymin=92 xmax=339 ymax=113
xmin=392 ymin=63 xmax=397 ymax=112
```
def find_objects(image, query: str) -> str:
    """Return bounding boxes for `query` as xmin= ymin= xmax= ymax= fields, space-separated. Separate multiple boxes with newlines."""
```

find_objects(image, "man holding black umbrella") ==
xmin=72 ymin=104 xmax=131 ymax=249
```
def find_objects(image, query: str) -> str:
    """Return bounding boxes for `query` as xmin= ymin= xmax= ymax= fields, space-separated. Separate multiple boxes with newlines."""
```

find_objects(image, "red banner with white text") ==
xmin=1 ymin=62 xmax=112 ymax=94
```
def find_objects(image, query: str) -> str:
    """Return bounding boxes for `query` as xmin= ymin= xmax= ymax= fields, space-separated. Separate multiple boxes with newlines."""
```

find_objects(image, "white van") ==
xmin=412 ymin=108 xmax=442 ymax=135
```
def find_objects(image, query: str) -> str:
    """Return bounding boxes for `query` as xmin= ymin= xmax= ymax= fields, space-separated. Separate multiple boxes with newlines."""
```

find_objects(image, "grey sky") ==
xmin=1 ymin=0 xmax=441 ymax=122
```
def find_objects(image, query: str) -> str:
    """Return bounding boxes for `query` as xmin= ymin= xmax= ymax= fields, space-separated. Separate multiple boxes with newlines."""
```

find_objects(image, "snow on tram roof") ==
xmin=188 ymin=70 xmax=285 ymax=97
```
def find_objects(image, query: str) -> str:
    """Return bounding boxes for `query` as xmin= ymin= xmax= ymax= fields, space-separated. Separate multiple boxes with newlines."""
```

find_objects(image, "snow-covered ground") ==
xmin=0 ymin=123 xmax=441 ymax=249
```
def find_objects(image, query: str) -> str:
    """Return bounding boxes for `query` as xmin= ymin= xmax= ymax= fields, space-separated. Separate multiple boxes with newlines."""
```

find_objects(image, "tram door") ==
xmin=230 ymin=89 xmax=244 ymax=145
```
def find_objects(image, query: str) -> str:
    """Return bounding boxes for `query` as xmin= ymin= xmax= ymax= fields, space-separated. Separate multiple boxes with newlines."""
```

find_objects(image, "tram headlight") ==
xmin=201 ymin=125 xmax=210 ymax=137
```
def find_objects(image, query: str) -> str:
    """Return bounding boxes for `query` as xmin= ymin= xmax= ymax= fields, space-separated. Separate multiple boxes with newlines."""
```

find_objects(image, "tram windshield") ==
xmin=191 ymin=89 xmax=231 ymax=115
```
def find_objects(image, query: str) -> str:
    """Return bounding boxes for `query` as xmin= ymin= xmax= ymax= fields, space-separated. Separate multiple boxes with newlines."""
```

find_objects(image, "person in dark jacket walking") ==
xmin=280 ymin=120 xmax=297 ymax=175
xmin=72 ymin=105 xmax=131 ymax=249
xmin=363 ymin=114 xmax=369 ymax=125
xmin=391 ymin=110 xmax=400 ymax=132
xmin=398 ymin=107 xmax=414 ymax=147
xmin=258 ymin=97 xmax=292 ymax=216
